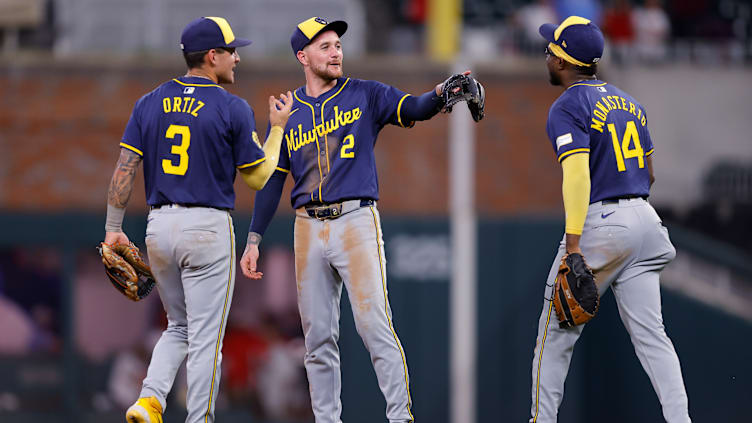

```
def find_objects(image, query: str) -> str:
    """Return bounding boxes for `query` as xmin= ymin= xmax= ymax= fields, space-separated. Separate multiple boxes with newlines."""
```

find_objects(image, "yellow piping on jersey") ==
xmin=568 ymin=81 xmax=607 ymax=89
xmin=119 ymin=142 xmax=143 ymax=156
xmin=237 ymin=156 xmax=267 ymax=169
xmin=646 ymin=148 xmax=654 ymax=156
xmin=275 ymin=167 xmax=290 ymax=173
xmin=172 ymin=78 xmax=223 ymax=89
xmin=368 ymin=206 xmax=414 ymax=421
xmin=396 ymin=94 xmax=415 ymax=128
xmin=557 ymin=148 xmax=589 ymax=162
xmin=293 ymin=90 xmax=324 ymax=203
xmin=533 ymin=300 xmax=555 ymax=422
xmin=205 ymin=214 xmax=235 ymax=422
xmin=321 ymin=78 xmax=351 ymax=177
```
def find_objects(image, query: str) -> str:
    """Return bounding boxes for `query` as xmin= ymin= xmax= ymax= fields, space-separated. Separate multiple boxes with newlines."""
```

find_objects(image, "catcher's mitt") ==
xmin=98 ymin=242 xmax=156 ymax=301
xmin=440 ymin=73 xmax=485 ymax=122
xmin=553 ymin=252 xmax=599 ymax=328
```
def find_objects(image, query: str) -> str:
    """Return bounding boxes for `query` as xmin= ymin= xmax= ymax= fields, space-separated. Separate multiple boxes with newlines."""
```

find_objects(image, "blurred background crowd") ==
xmin=4 ymin=0 xmax=752 ymax=64
xmin=0 ymin=0 xmax=750 ymax=422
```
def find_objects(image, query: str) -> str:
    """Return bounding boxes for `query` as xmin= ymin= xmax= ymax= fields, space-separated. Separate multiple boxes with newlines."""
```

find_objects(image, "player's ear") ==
xmin=207 ymin=49 xmax=219 ymax=66
xmin=296 ymin=50 xmax=307 ymax=66
xmin=555 ymin=56 xmax=567 ymax=71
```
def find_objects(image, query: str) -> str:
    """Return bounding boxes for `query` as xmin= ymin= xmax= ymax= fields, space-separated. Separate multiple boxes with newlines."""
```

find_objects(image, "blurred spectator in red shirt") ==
xmin=405 ymin=0 xmax=427 ymax=24
xmin=603 ymin=0 xmax=635 ymax=64
xmin=222 ymin=317 xmax=271 ymax=415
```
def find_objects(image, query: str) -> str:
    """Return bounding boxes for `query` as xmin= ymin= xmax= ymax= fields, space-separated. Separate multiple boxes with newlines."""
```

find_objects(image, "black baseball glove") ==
xmin=552 ymin=252 xmax=599 ymax=328
xmin=98 ymin=242 xmax=156 ymax=301
xmin=440 ymin=73 xmax=485 ymax=122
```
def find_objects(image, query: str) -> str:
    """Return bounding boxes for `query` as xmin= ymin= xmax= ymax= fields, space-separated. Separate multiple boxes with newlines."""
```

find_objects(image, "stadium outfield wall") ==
xmin=2 ymin=59 xmax=749 ymax=217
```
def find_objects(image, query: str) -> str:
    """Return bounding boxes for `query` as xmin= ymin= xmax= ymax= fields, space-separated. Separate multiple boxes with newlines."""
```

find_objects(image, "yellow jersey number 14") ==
xmin=608 ymin=120 xmax=644 ymax=172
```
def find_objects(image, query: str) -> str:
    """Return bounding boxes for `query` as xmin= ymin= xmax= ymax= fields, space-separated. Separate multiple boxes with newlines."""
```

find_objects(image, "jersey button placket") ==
xmin=316 ymin=102 xmax=327 ymax=197
xmin=320 ymin=146 xmax=328 ymax=179
xmin=320 ymin=149 xmax=327 ymax=176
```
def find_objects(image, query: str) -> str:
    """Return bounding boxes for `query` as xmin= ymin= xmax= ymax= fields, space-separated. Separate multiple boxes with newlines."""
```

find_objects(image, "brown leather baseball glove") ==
xmin=553 ymin=252 xmax=599 ymax=328
xmin=440 ymin=73 xmax=485 ymax=122
xmin=98 ymin=242 xmax=156 ymax=301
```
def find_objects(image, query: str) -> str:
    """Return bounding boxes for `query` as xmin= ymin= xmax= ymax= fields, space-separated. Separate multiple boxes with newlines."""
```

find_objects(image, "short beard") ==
xmin=312 ymin=63 xmax=343 ymax=81
xmin=217 ymin=73 xmax=233 ymax=84
xmin=548 ymin=69 xmax=561 ymax=86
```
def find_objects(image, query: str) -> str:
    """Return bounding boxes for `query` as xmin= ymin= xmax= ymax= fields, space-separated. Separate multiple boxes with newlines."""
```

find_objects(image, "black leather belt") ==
xmin=151 ymin=203 xmax=230 ymax=212
xmin=305 ymin=199 xmax=374 ymax=220
xmin=600 ymin=195 xmax=647 ymax=205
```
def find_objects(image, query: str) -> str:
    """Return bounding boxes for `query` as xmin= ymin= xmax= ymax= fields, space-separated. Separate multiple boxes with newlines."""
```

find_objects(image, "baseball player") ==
xmin=239 ymin=16 xmax=469 ymax=423
xmin=102 ymin=17 xmax=292 ymax=423
xmin=529 ymin=16 xmax=691 ymax=422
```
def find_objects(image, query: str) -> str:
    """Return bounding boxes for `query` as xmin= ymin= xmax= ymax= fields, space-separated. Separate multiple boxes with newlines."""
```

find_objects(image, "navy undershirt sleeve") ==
xmin=399 ymin=90 xmax=445 ymax=122
xmin=249 ymin=171 xmax=287 ymax=236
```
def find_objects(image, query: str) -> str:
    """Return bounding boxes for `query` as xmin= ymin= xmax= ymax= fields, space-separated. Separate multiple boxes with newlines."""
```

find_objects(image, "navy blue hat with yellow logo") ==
xmin=290 ymin=17 xmax=348 ymax=57
xmin=539 ymin=16 xmax=604 ymax=67
xmin=181 ymin=17 xmax=251 ymax=53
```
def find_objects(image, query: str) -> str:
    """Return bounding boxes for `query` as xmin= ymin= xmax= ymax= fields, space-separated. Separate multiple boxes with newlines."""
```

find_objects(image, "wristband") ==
xmin=248 ymin=231 xmax=262 ymax=245
xmin=105 ymin=204 xmax=126 ymax=233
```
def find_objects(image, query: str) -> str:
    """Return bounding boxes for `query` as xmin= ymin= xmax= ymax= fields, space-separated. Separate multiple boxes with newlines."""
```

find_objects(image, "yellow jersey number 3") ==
xmin=162 ymin=124 xmax=190 ymax=175
xmin=608 ymin=120 xmax=644 ymax=172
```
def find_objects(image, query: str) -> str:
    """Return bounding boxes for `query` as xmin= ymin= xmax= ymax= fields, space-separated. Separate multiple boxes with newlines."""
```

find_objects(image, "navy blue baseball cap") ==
xmin=290 ymin=17 xmax=348 ymax=57
xmin=539 ymin=16 xmax=604 ymax=67
xmin=180 ymin=17 xmax=252 ymax=53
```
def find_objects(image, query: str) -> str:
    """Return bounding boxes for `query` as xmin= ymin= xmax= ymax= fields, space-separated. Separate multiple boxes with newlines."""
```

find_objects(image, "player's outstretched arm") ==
xmin=238 ymin=91 xmax=293 ymax=190
xmin=398 ymin=70 xmax=484 ymax=124
xmin=104 ymin=148 xmax=142 ymax=245
xmin=239 ymin=169 xmax=287 ymax=279
xmin=240 ymin=163 xmax=287 ymax=280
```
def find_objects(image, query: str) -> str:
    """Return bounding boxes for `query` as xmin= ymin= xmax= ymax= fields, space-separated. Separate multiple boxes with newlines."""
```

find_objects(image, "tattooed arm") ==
xmin=104 ymin=148 xmax=142 ymax=245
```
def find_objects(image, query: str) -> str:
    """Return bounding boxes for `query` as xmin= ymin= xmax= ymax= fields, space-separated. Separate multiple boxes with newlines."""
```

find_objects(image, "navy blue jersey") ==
xmin=547 ymin=80 xmax=654 ymax=203
xmin=276 ymin=77 xmax=411 ymax=208
xmin=120 ymin=76 xmax=265 ymax=209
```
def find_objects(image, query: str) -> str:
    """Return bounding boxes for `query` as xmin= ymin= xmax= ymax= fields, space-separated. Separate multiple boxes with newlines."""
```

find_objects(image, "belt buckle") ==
xmin=310 ymin=203 xmax=342 ymax=220
xmin=314 ymin=207 xmax=329 ymax=219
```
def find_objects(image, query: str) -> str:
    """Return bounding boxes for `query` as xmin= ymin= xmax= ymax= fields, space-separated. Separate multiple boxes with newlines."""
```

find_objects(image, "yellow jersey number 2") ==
xmin=340 ymin=134 xmax=355 ymax=158
xmin=162 ymin=124 xmax=190 ymax=175
xmin=607 ymin=120 xmax=644 ymax=172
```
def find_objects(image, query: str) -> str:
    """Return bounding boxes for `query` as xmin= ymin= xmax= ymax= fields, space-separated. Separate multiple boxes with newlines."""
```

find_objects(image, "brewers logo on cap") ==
xmin=290 ymin=17 xmax=348 ymax=57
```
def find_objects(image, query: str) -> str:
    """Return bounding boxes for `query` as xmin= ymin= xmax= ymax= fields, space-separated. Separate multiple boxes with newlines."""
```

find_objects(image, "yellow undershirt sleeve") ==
xmin=561 ymin=153 xmax=590 ymax=235
xmin=238 ymin=126 xmax=284 ymax=190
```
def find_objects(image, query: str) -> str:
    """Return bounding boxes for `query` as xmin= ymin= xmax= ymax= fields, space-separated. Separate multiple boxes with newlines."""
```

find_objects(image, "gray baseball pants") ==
xmin=294 ymin=203 xmax=413 ymax=423
xmin=530 ymin=198 xmax=691 ymax=423
xmin=140 ymin=205 xmax=236 ymax=423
